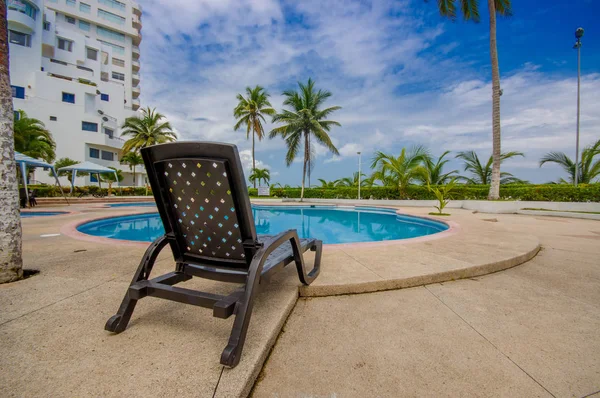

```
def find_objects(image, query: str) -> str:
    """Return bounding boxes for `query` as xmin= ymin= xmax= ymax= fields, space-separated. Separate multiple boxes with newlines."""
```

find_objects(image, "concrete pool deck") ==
xmin=0 ymin=203 xmax=597 ymax=397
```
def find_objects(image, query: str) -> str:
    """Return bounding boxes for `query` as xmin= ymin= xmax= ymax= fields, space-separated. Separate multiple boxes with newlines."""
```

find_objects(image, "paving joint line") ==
xmin=212 ymin=366 xmax=225 ymax=398
xmin=581 ymin=389 xmax=600 ymax=398
xmin=424 ymin=284 xmax=557 ymax=398
xmin=338 ymin=248 xmax=386 ymax=279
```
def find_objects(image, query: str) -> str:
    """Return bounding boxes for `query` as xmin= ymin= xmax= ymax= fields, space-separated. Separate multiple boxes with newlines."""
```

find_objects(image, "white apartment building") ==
xmin=8 ymin=0 xmax=145 ymax=186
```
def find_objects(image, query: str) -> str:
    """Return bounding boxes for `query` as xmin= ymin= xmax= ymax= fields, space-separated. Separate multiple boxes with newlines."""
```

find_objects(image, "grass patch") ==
xmin=429 ymin=212 xmax=451 ymax=216
xmin=521 ymin=208 xmax=600 ymax=215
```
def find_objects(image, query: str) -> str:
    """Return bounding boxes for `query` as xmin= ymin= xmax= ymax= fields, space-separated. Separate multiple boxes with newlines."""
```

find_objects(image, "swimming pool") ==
xmin=108 ymin=202 xmax=156 ymax=207
xmin=77 ymin=206 xmax=449 ymax=244
xmin=21 ymin=211 xmax=68 ymax=218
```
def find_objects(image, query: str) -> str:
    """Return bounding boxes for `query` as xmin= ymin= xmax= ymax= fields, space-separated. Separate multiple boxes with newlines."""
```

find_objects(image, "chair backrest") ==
xmin=142 ymin=142 xmax=259 ymax=270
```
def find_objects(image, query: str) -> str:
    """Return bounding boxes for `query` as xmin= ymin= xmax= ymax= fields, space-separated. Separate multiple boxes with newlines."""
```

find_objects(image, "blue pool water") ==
xmin=21 ymin=211 xmax=68 ymax=218
xmin=108 ymin=202 xmax=156 ymax=207
xmin=77 ymin=206 xmax=448 ymax=244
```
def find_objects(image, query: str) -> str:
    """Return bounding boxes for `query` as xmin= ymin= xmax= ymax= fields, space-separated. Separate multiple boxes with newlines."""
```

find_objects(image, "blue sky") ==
xmin=140 ymin=0 xmax=600 ymax=185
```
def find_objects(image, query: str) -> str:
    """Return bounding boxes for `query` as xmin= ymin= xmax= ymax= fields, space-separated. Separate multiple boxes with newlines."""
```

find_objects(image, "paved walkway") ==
xmin=253 ymin=214 xmax=600 ymax=397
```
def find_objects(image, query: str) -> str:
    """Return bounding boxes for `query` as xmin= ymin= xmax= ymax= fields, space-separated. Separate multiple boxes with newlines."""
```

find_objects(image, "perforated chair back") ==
xmin=142 ymin=142 xmax=258 ymax=270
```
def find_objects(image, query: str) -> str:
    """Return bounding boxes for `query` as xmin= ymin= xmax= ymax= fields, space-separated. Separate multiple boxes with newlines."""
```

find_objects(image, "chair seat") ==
xmin=258 ymin=235 xmax=315 ymax=274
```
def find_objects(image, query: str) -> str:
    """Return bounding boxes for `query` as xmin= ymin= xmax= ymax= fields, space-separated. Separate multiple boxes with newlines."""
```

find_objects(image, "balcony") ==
xmin=132 ymin=85 xmax=140 ymax=98
xmin=132 ymin=1 xmax=142 ymax=16
xmin=132 ymin=59 xmax=140 ymax=72
xmin=132 ymin=30 xmax=142 ymax=46
xmin=132 ymin=14 xmax=142 ymax=30
xmin=132 ymin=45 xmax=140 ymax=59
xmin=132 ymin=72 xmax=140 ymax=85
xmin=7 ymin=9 xmax=37 ymax=32
xmin=132 ymin=97 xmax=140 ymax=110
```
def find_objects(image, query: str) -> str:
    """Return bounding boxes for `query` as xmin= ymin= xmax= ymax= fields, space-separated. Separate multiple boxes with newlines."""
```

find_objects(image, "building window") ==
xmin=99 ymin=0 xmax=125 ymax=12
xmin=86 ymin=47 xmax=98 ymax=61
xmin=65 ymin=16 xmax=76 ymax=24
xmin=77 ymin=65 xmax=93 ymax=73
xmin=90 ymin=174 xmax=98 ymax=182
xmin=79 ymin=2 xmax=90 ymax=13
xmin=57 ymin=38 xmax=73 ymax=52
xmin=97 ymin=26 xmax=125 ymax=42
xmin=8 ymin=30 xmax=31 ymax=47
xmin=14 ymin=111 xmax=20 ymax=121
xmin=112 ymin=58 xmax=125 ymax=67
xmin=66 ymin=0 xmax=76 ymax=7
xmin=101 ymin=93 xmax=109 ymax=101
xmin=11 ymin=85 xmax=25 ymax=99
xmin=8 ymin=0 xmax=37 ymax=20
xmin=89 ymin=148 xmax=100 ymax=158
xmin=62 ymin=92 xmax=75 ymax=103
xmin=98 ymin=40 xmax=124 ymax=55
xmin=50 ymin=116 xmax=57 ymax=121
xmin=104 ymin=127 xmax=114 ymax=138
xmin=97 ymin=9 xmax=125 ymax=25
xmin=100 ymin=72 xmax=109 ymax=82
xmin=43 ymin=21 xmax=51 ymax=30
xmin=82 ymin=121 xmax=98 ymax=132
xmin=112 ymin=72 xmax=125 ymax=81
xmin=79 ymin=20 xmax=90 ymax=31
xmin=101 ymin=151 xmax=114 ymax=161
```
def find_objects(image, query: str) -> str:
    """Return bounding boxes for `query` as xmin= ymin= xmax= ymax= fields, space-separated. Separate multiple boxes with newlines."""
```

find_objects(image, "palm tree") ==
xmin=270 ymin=78 xmax=341 ymax=201
xmin=121 ymin=107 xmax=176 ymax=153
xmin=415 ymin=150 xmax=459 ymax=185
xmin=456 ymin=151 xmax=526 ymax=184
xmin=370 ymin=146 xmax=430 ymax=190
xmin=248 ymin=167 xmax=271 ymax=186
xmin=120 ymin=151 xmax=143 ymax=186
xmin=13 ymin=110 xmax=56 ymax=163
xmin=317 ymin=178 xmax=340 ymax=188
xmin=0 ymin=1 xmax=23 ymax=283
xmin=428 ymin=0 xmax=512 ymax=199
xmin=539 ymin=139 xmax=600 ymax=184
xmin=233 ymin=86 xmax=276 ymax=188
xmin=337 ymin=172 xmax=368 ymax=187
xmin=100 ymin=167 xmax=124 ymax=196
xmin=52 ymin=157 xmax=86 ymax=181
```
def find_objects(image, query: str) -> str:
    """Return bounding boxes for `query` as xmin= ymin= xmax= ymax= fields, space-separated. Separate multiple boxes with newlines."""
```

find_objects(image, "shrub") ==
xmin=26 ymin=185 xmax=153 ymax=197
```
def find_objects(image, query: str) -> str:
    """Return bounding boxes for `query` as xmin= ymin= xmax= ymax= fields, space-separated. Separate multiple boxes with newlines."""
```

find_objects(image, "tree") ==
xmin=233 ymin=86 xmax=276 ymax=188
xmin=370 ymin=146 xmax=429 ymax=190
xmin=248 ymin=167 xmax=271 ymax=186
xmin=121 ymin=107 xmax=176 ymax=153
xmin=270 ymin=78 xmax=341 ymax=201
xmin=539 ymin=139 xmax=600 ymax=184
xmin=100 ymin=167 xmax=124 ymax=196
xmin=13 ymin=110 xmax=56 ymax=163
xmin=0 ymin=0 xmax=23 ymax=283
xmin=317 ymin=178 xmax=340 ymax=188
xmin=415 ymin=150 xmax=459 ymax=185
xmin=456 ymin=150 xmax=526 ymax=184
xmin=337 ymin=172 xmax=368 ymax=187
xmin=120 ymin=151 xmax=143 ymax=186
xmin=428 ymin=0 xmax=513 ymax=199
xmin=52 ymin=157 xmax=87 ymax=181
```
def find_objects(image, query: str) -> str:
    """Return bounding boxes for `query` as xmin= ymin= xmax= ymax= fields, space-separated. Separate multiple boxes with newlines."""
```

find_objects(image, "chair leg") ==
xmin=293 ymin=238 xmax=322 ymax=286
xmin=105 ymin=235 xmax=169 ymax=333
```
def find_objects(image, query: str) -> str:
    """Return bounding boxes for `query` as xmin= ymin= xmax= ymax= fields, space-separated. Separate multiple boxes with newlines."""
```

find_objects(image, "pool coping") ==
xmin=21 ymin=210 xmax=79 ymax=218
xmin=59 ymin=205 xmax=460 ymax=248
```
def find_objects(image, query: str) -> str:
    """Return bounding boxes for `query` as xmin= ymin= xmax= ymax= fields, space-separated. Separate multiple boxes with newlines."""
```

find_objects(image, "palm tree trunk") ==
xmin=132 ymin=165 xmax=136 ymax=187
xmin=0 ymin=0 xmax=24 ymax=283
xmin=252 ymin=128 xmax=256 ymax=189
xmin=300 ymin=131 xmax=309 ymax=202
xmin=488 ymin=0 xmax=502 ymax=200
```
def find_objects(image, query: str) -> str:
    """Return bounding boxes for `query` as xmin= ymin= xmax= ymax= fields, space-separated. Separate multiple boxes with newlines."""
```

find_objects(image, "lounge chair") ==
xmin=105 ymin=142 xmax=322 ymax=367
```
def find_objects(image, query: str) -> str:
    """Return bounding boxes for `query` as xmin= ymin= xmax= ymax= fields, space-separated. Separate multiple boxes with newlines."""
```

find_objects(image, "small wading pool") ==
xmin=21 ymin=211 xmax=68 ymax=218
xmin=77 ymin=206 xmax=449 ymax=245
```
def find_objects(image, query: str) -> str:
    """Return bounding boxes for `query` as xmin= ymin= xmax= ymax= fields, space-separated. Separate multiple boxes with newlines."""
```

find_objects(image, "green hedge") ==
xmin=24 ymin=185 xmax=153 ymax=197
xmin=250 ymin=184 xmax=600 ymax=202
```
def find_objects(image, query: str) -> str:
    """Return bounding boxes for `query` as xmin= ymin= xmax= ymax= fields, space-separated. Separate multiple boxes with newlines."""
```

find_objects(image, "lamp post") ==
xmin=573 ymin=27 xmax=584 ymax=186
xmin=357 ymin=152 xmax=362 ymax=200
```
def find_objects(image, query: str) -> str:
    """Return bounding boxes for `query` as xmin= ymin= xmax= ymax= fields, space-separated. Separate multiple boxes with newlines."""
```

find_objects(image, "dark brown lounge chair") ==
xmin=105 ymin=142 xmax=322 ymax=367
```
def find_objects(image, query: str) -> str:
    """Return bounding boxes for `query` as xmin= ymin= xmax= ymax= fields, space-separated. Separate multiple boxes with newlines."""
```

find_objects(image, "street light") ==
xmin=357 ymin=151 xmax=362 ymax=200
xmin=573 ymin=27 xmax=584 ymax=186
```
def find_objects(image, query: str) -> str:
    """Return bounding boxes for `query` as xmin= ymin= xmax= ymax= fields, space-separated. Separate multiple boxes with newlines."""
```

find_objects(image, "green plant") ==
xmin=120 ymin=151 xmax=143 ymax=186
xmin=14 ymin=110 xmax=56 ymax=163
xmin=51 ymin=157 xmax=88 ymax=182
xmin=233 ymin=86 xmax=276 ymax=188
xmin=539 ymin=139 xmax=600 ymax=184
xmin=248 ymin=167 xmax=271 ymax=186
xmin=269 ymin=78 xmax=341 ymax=201
xmin=370 ymin=146 xmax=430 ymax=190
xmin=415 ymin=150 xmax=458 ymax=185
xmin=100 ymin=167 xmax=124 ymax=196
xmin=427 ymin=178 xmax=457 ymax=214
xmin=121 ymin=107 xmax=176 ymax=153
xmin=456 ymin=151 xmax=526 ymax=184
